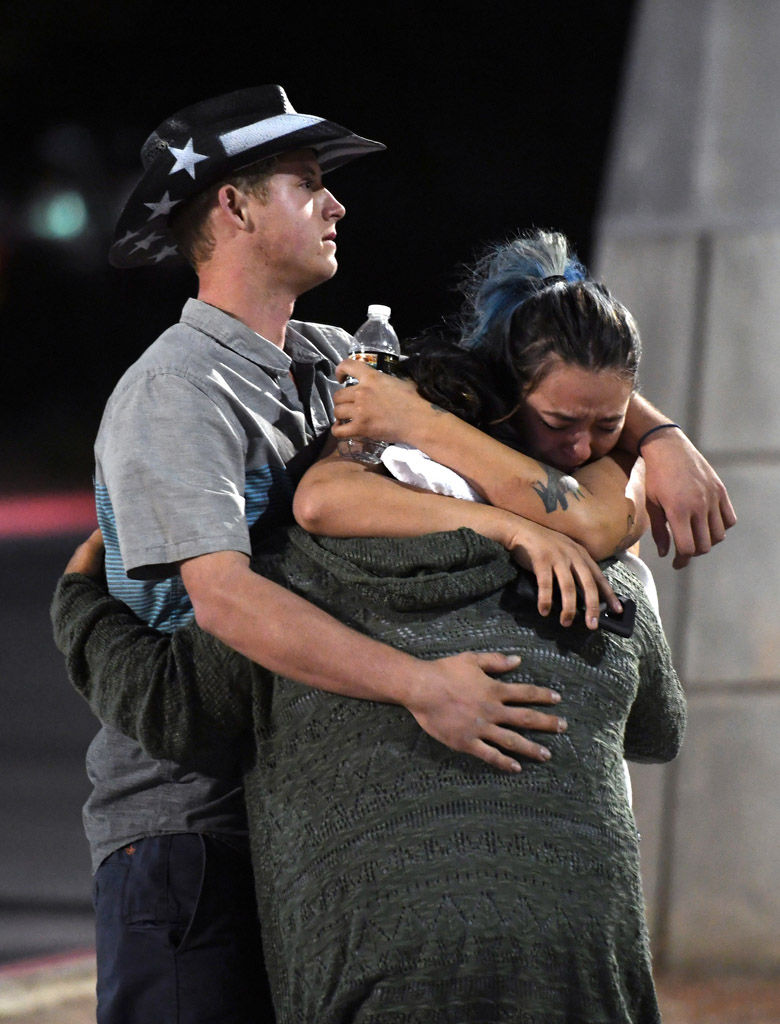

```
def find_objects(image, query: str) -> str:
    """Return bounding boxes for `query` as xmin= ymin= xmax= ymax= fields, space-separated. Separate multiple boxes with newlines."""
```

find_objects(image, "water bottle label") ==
xmin=351 ymin=351 xmax=403 ymax=374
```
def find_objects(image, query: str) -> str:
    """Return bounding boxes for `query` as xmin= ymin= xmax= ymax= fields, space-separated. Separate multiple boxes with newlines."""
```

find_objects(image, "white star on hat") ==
xmin=144 ymin=191 xmax=182 ymax=220
xmin=116 ymin=228 xmax=142 ymax=247
xmin=168 ymin=139 xmax=209 ymax=179
xmin=131 ymin=232 xmax=163 ymax=253
xmin=151 ymin=244 xmax=180 ymax=263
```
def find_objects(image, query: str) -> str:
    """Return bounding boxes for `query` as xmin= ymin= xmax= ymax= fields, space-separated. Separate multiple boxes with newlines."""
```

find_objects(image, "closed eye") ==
xmin=541 ymin=419 xmax=622 ymax=434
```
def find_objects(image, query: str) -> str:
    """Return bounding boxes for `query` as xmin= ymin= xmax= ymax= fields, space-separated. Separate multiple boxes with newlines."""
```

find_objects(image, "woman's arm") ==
xmin=329 ymin=363 xmax=646 ymax=558
xmin=295 ymin=451 xmax=623 ymax=628
xmin=50 ymin=535 xmax=256 ymax=766
xmin=623 ymin=595 xmax=687 ymax=763
xmin=52 ymin=531 xmax=570 ymax=774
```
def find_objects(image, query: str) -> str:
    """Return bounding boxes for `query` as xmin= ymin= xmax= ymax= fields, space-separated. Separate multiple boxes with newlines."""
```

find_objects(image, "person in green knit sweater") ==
xmin=53 ymin=232 xmax=690 ymax=1022
xmin=54 ymin=526 xmax=684 ymax=1024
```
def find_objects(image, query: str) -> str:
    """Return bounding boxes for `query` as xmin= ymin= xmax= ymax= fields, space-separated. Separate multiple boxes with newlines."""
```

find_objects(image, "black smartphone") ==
xmin=513 ymin=572 xmax=637 ymax=637
xmin=598 ymin=598 xmax=636 ymax=637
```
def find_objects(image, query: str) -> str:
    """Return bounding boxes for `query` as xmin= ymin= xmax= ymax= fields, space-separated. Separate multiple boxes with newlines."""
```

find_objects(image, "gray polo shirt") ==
xmin=86 ymin=298 xmax=351 ymax=871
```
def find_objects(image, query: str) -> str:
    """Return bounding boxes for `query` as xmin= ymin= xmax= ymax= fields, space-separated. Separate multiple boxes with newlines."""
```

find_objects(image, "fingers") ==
xmin=335 ymin=357 xmax=378 ymax=383
xmin=566 ymin=565 xmax=602 ymax=630
xmin=414 ymin=654 xmax=569 ymax=774
xmin=588 ymin=562 xmax=622 ymax=615
xmin=534 ymin=568 xmax=554 ymax=619
xmin=331 ymin=364 xmax=389 ymax=437
xmin=488 ymin=679 xmax=568 ymax=738
xmin=463 ymin=694 xmax=569 ymax=774
xmin=668 ymin=491 xmax=736 ymax=568
xmin=708 ymin=506 xmax=728 ymax=546
xmin=648 ymin=502 xmax=671 ymax=558
xmin=496 ymin=702 xmax=567 ymax=735
xmin=555 ymin=560 xmax=608 ymax=628
xmin=535 ymin=547 xmax=618 ymax=630
xmin=649 ymin=468 xmax=737 ymax=565
xmin=468 ymin=742 xmax=526 ymax=774
xmin=472 ymin=651 xmax=523 ymax=675
xmin=720 ymin=491 xmax=738 ymax=530
xmin=476 ymin=728 xmax=553 ymax=769
xmin=670 ymin=507 xmax=718 ymax=569
xmin=64 ymin=528 xmax=105 ymax=577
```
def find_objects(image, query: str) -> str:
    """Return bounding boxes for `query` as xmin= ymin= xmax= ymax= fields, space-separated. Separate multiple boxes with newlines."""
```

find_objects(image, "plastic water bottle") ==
xmin=338 ymin=305 xmax=401 ymax=464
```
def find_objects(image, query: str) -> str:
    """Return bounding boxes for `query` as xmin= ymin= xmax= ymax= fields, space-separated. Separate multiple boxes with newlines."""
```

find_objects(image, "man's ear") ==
xmin=216 ymin=184 xmax=251 ymax=229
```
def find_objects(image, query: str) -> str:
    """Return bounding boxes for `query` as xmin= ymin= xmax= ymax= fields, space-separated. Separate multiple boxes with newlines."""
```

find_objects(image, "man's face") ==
xmin=245 ymin=149 xmax=345 ymax=296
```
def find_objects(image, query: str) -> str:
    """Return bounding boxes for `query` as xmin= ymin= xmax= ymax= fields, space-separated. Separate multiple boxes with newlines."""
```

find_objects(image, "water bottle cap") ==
xmin=366 ymin=304 xmax=391 ymax=319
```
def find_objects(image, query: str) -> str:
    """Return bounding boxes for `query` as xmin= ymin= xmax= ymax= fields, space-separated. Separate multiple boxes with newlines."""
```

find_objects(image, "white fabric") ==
xmin=617 ymin=550 xmax=660 ymax=617
xmin=380 ymin=443 xmax=484 ymax=502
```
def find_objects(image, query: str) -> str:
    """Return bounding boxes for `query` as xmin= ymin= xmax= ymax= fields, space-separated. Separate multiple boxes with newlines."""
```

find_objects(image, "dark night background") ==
xmin=0 ymin=1 xmax=636 ymax=496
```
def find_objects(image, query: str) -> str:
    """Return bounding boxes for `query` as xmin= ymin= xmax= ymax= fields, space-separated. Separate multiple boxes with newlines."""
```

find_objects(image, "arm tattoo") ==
xmin=532 ymin=467 xmax=583 ymax=513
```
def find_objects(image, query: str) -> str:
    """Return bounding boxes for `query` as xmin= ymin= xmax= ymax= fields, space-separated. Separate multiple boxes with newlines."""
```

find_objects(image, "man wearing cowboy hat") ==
xmin=85 ymin=85 xmax=565 ymax=1023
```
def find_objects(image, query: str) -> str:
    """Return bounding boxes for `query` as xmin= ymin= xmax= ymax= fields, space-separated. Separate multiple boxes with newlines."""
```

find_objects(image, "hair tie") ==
xmin=636 ymin=422 xmax=681 ymax=453
xmin=542 ymin=275 xmax=568 ymax=287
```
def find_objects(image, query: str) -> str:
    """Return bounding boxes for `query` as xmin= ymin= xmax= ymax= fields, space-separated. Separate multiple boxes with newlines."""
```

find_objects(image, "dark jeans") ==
xmin=93 ymin=834 xmax=273 ymax=1024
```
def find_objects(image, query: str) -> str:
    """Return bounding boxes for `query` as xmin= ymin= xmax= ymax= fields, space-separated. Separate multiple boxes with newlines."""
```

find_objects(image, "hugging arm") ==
xmin=50 ymin=536 xmax=255 ymax=767
xmin=619 ymin=393 xmax=736 ymax=567
xmin=52 ymin=531 xmax=567 ymax=775
xmin=329 ymin=361 xmax=647 ymax=560
xmin=623 ymin=600 xmax=687 ymax=763
xmin=331 ymin=361 xmax=736 ymax=566
xmin=295 ymin=450 xmax=624 ymax=629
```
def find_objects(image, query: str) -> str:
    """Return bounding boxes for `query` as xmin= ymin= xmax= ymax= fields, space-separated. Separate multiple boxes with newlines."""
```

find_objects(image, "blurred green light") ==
xmin=29 ymin=191 xmax=88 ymax=240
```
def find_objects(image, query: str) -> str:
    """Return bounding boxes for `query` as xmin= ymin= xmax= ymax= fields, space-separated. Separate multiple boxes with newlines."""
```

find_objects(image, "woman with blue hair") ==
xmin=321 ymin=229 xmax=733 ymax=587
xmin=301 ymin=229 xmax=654 ymax=633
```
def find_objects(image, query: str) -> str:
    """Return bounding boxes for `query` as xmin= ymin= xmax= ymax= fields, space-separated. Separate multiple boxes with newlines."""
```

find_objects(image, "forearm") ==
xmin=298 ymin=444 xmax=642 ymax=561
xmin=619 ymin=392 xmax=677 ymax=453
xmin=182 ymin=551 xmax=444 ymax=706
xmin=295 ymin=457 xmax=625 ymax=625
xmin=50 ymin=573 xmax=252 ymax=763
xmin=294 ymin=454 xmax=525 ymax=547
xmin=53 ymin=531 xmax=568 ymax=776
xmin=572 ymin=452 xmax=648 ymax=555
xmin=384 ymin=407 xmax=643 ymax=557
xmin=332 ymin=365 xmax=644 ymax=557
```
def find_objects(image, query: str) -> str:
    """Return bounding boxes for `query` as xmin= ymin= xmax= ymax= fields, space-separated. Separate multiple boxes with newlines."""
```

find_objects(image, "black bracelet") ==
xmin=636 ymin=422 xmax=681 ymax=453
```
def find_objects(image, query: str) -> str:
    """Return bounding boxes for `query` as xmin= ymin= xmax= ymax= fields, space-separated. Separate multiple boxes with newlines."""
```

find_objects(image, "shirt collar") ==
xmin=180 ymin=298 xmax=328 ymax=376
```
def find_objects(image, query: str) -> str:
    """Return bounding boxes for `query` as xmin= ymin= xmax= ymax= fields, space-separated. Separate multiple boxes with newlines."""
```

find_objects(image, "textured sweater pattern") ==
xmin=52 ymin=528 xmax=685 ymax=1023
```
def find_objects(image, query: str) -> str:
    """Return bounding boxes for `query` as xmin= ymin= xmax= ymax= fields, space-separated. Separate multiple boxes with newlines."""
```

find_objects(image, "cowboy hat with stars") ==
xmin=109 ymin=84 xmax=385 ymax=269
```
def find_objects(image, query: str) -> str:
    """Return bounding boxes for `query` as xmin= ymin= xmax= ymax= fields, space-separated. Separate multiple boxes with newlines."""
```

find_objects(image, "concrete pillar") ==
xmin=594 ymin=0 xmax=780 ymax=971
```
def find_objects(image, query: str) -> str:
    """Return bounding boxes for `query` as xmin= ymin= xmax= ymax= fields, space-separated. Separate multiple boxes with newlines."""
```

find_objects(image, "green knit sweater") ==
xmin=52 ymin=527 xmax=685 ymax=1024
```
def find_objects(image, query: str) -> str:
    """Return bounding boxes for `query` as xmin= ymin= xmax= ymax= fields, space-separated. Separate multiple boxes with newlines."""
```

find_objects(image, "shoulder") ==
xmin=101 ymin=319 xmax=232 ymax=422
xmin=119 ymin=319 xmax=215 ymax=383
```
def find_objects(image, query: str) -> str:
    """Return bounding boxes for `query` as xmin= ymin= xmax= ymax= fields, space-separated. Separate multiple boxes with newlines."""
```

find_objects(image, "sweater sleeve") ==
xmin=50 ymin=572 xmax=258 ymax=766
xmin=622 ymin=596 xmax=687 ymax=763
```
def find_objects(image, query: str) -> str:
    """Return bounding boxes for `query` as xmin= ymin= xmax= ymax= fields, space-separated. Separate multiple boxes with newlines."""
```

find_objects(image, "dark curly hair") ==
xmin=397 ymin=229 xmax=641 ymax=430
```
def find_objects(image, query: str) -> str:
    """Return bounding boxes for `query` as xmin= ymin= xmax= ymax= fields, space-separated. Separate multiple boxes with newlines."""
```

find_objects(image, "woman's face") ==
xmin=511 ymin=357 xmax=634 ymax=471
